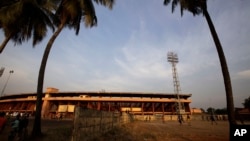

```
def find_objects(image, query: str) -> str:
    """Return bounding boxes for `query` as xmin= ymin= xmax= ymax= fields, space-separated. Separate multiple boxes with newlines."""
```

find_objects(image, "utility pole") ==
xmin=167 ymin=52 xmax=184 ymax=115
xmin=1 ymin=70 xmax=14 ymax=97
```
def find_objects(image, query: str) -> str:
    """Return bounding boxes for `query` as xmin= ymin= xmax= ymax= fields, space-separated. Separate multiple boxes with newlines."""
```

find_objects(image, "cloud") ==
xmin=114 ymin=20 xmax=171 ymax=80
xmin=236 ymin=70 xmax=250 ymax=79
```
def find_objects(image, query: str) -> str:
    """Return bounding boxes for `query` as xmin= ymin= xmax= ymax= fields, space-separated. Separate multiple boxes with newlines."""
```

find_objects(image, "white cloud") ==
xmin=236 ymin=70 xmax=250 ymax=79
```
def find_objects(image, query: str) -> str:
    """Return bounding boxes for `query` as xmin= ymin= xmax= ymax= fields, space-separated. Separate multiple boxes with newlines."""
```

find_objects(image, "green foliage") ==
xmin=0 ymin=0 xmax=55 ymax=53
xmin=215 ymin=108 xmax=227 ymax=114
xmin=206 ymin=107 xmax=215 ymax=114
xmin=206 ymin=107 xmax=227 ymax=114
xmin=242 ymin=96 xmax=250 ymax=109
xmin=163 ymin=0 xmax=207 ymax=16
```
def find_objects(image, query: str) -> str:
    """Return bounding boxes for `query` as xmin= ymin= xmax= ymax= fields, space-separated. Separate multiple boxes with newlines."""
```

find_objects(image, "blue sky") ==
xmin=0 ymin=0 xmax=250 ymax=110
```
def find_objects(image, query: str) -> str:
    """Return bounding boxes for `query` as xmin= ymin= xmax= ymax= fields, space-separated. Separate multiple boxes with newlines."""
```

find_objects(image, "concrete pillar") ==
xmin=41 ymin=93 xmax=50 ymax=118
xmin=41 ymin=87 xmax=58 ymax=118
xmin=152 ymin=103 xmax=155 ymax=114
xmin=97 ymin=102 xmax=101 ymax=110
xmin=162 ymin=103 xmax=165 ymax=115
xmin=142 ymin=103 xmax=144 ymax=115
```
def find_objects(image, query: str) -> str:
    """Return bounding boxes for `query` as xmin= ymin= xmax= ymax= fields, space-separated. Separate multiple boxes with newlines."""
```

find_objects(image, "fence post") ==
xmin=100 ymin=111 xmax=102 ymax=134
xmin=71 ymin=106 xmax=80 ymax=141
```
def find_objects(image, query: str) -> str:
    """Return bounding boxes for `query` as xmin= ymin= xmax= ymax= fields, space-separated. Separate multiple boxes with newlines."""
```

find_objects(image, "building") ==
xmin=0 ymin=87 xmax=192 ymax=118
xmin=191 ymin=108 xmax=204 ymax=114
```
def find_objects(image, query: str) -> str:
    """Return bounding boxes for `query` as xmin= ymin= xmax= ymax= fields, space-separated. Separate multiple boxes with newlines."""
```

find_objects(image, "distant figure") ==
xmin=8 ymin=114 xmax=20 ymax=140
xmin=11 ymin=114 xmax=20 ymax=132
xmin=178 ymin=115 xmax=183 ymax=125
xmin=19 ymin=114 xmax=29 ymax=134
xmin=210 ymin=114 xmax=217 ymax=125
xmin=0 ymin=112 xmax=7 ymax=133
xmin=59 ymin=113 xmax=63 ymax=120
xmin=187 ymin=114 xmax=191 ymax=126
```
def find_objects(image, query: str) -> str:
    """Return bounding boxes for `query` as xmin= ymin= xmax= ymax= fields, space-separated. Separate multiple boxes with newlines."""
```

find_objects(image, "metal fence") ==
xmin=71 ymin=107 xmax=131 ymax=141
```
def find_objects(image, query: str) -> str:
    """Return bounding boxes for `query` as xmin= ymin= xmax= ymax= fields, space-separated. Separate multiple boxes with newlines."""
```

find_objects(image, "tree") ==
xmin=206 ymin=107 xmax=215 ymax=114
xmin=32 ymin=0 xmax=114 ymax=137
xmin=242 ymin=96 xmax=250 ymax=109
xmin=215 ymin=108 xmax=227 ymax=115
xmin=163 ymin=0 xmax=236 ymax=127
xmin=0 ymin=0 xmax=55 ymax=53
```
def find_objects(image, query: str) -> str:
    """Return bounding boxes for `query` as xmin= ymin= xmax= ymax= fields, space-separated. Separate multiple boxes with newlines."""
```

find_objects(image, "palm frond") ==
xmin=163 ymin=0 xmax=171 ymax=5
xmin=82 ymin=0 xmax=97 ymax=27
xmin=163 ymin=0 xmax=204 ymax=16
xmin=93 ymin=0 xmax=114 ymax=9
xmin=0 ymin=0 xmax=56 ymax=51
xmin=172 ymin=0 xmax=179 ymax=13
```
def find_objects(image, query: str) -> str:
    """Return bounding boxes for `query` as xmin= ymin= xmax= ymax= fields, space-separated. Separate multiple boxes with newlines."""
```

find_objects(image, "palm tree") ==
xmin=0 ymin=0 xmax=55 ymax=53
xmin=32 ymin=0 xmax=114 ymax=137
xmin=163 ymin=0 xmax=236 ymax=127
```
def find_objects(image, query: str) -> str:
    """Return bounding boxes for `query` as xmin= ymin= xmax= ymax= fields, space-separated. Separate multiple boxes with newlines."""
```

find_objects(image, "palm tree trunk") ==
xmin=31 ymin=23 xmax=65 ymax=137
xmin=0 ymin=34 xmax=12 ymax=53
xmin=203 ymin=9 xmax=236 ymax=126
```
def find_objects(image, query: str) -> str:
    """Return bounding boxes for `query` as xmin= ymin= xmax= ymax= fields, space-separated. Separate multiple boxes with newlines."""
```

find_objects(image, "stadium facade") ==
xmin=0 ymin=87 xmax=192 ymax=118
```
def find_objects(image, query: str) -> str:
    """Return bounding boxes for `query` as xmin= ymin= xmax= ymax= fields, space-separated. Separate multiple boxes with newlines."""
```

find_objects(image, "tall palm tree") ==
xmin=0 ymin=0 xmax=55 ymax=53
xmin=32 ymin=0 xmax=114 ymax=137
xmin=163 ymin=0 xmax=236 ymax=126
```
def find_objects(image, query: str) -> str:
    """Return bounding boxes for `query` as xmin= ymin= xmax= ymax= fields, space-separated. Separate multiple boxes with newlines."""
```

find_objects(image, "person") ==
xmin=8 ymin=114 xmax=20 ymax=140
xmin=59 ymin=113 xmax=63 ymax=120
xmin=178 ymin=115 xmax=183 ymax=125
xmin=19 ymin=114 xmax=29 ymax=134
xmin=11 ymin=114 xmax=20 ymax=132
xmin=210 ymin=114 xmax=217 ymax=125
xmin=0 ymin=112 xmax=7 ymax=133
xmin=186 ymin=114 xmax=191 ymax=126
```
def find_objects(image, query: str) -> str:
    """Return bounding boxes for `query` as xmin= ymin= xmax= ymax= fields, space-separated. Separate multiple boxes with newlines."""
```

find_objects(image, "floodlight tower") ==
xmin=167 ymin=52 xmax=183 ymax=114
xmin=1 ymin=70 xmax=14 ymax=97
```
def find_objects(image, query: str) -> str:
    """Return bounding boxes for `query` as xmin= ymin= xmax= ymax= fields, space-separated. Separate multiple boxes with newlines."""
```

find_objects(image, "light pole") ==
xmin=167 ymin=52 xmax=183 ymax=115
xmin=1 ymin=70 xmax=14 ymax=97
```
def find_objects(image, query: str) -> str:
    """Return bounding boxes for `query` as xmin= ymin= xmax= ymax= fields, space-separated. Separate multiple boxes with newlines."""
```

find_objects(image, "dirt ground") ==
xmin=0 ymin=118 xmax=232 ymax=141
xmin=0 ymin=118 xmax=73 ymax=141
xmin=98 ymin=120 xmax=230 ymax=141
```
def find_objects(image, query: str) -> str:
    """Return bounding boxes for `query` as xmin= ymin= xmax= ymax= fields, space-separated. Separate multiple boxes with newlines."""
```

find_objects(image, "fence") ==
xmin=71 ymin=107 xmax=132 ymax=141
xmin=132 ymin=114 xmax=228 ymax=122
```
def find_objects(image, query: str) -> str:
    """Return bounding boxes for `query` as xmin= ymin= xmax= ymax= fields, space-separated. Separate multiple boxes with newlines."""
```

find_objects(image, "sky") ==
xmin=0 ymin=0 xmax=249 ymax=110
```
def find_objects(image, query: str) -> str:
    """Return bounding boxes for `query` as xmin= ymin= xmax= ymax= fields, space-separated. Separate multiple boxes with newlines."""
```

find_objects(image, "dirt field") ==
xmin=98 ymin=120 xmax=229 ymax=141
xmin=0 ymin=118 xmax=230 ymax=141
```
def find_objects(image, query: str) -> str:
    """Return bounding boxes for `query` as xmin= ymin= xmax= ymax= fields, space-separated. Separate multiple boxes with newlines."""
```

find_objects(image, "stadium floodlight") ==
xmin=167 ymin=52 xmax=184 ymax=115
xmin=1 ymin=70 xmax=14 ymax=97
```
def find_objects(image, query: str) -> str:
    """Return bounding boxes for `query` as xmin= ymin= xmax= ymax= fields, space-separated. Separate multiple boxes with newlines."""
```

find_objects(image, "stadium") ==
xmin=0 ymin=87 xmax=192 ymax=119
